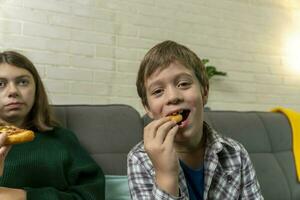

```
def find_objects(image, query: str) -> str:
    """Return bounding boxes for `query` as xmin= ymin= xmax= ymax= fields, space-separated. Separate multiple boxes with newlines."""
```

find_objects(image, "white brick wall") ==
xmin=0 ymin=0 xmax=299 ymax=114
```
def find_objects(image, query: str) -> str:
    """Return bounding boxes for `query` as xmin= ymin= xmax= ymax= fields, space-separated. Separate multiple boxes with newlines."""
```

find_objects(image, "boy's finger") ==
xmin=154 ymin=121 xmax=177 ymax=144
xmin=163 ymin=125 xmax=178 ymax=147
xmin=149 ymin=117 xmax=171 ymax=130
xmin=144 ymin=117 xmax=171 ymax=140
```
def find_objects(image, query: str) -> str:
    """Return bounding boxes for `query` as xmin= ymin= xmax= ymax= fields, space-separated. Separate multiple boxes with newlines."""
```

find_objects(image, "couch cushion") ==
xmin=204 ymin=111 xmax=272 ymax=153
xmin=52 ymin=104 xmax=143 ymax=175
xmin=205 ymin=111 xmax=300 ymax=200
xmin=105 ymin=175 xmax=130 ymax=200
xmin=251 ymin=153 xmax=290 ymax=199
xmin=144 ymin=111 xmax=300 ymax=199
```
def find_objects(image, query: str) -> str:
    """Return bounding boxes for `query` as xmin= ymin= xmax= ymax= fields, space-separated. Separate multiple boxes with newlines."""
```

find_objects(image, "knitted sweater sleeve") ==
xmin=24 ymin=128 xmax=105 ymax=200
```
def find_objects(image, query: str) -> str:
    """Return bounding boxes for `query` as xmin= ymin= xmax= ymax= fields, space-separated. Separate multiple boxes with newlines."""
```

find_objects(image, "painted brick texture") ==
xmin=0 ymin=0 xmax=299 ymax=114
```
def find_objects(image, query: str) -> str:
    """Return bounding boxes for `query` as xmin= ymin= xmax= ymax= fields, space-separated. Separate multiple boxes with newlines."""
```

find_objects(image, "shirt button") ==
xmin=227 ymin=175 xmax=233 ymax=183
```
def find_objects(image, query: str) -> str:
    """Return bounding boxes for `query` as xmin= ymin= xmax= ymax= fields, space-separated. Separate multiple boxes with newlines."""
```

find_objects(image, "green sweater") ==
xmin=0 ymin=127 xmax=105 ymax=200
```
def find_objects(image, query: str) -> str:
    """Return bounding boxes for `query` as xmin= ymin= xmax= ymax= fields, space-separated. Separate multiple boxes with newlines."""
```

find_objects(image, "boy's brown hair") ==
xmin=136 ymin=40 xmax=209 ymax=107
xmin=0 ymin=51 xmax=59 ymax=131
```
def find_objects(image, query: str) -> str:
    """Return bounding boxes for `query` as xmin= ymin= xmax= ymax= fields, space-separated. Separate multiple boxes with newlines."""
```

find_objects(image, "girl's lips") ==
xmin=6 ymin=102 xmax=23 ymax=105
xmin=5 ymin=102 xmax=24 ymax=109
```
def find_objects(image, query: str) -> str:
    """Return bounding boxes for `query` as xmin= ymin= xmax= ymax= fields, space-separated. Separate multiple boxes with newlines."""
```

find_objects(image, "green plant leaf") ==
xmin=202 ymin=59 xmax=227 ymax=80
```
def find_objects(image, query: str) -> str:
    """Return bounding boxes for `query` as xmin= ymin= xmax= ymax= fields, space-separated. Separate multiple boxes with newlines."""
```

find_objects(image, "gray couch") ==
xmin=52 ymin=104 xmax=300 ymax=200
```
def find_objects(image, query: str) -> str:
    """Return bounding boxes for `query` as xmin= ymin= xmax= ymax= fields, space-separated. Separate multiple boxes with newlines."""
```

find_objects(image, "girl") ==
xmin=0 ymin=51 xmax=105 ymax=200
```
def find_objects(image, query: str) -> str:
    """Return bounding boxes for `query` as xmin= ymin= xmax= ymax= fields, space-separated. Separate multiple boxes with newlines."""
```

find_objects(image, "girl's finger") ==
xmin=0 ymin=133 xmax=8 ymax=146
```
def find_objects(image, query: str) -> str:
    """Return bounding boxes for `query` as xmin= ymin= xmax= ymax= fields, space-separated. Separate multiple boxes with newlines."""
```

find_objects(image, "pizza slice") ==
xmin=0 ymin=123 xmax=35 ymax=145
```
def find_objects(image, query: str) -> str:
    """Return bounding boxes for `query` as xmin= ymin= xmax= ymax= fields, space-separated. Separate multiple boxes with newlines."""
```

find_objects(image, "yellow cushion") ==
xmin=271 ymin=107 xmax=300 ymax=182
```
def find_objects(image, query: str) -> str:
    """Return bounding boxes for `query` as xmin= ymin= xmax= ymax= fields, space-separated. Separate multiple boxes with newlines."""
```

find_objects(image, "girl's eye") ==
xmin=18 ymin=79 xmax=29 ymax=86
xmin=0 ymin=80 xmax=6 ymax=88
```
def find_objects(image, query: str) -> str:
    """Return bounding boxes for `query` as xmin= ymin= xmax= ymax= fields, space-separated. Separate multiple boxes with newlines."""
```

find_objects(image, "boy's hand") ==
xmin=0 ymin=133 xmax=11 ymax=176
xmin=143 ymin=117 xmax=179 ymax=196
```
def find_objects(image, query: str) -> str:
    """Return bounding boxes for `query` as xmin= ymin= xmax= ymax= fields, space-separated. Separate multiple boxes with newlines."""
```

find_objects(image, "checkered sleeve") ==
xmin=239 ymin=146 xmax=264 ymax=200
xmin=127 ymin=147 xmax=186 ymax=200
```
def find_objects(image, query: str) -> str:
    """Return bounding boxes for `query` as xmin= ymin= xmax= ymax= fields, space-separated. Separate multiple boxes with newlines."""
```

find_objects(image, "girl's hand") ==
xmin=143 ymin=117 xmax=179 ymax=196
xmin=0 ymin=133 xmax=11 ymax=176
xmin=0 ymin=187 xmax=26 ymax=200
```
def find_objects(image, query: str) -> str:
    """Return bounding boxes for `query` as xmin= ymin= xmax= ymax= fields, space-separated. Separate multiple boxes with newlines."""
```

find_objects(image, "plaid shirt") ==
xmin=127 ymin=122 xmax=264 ymax=200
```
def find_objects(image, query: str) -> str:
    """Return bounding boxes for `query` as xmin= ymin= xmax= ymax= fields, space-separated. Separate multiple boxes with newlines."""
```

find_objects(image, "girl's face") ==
xmin=0 ymin=63 xmax=36 ymax=127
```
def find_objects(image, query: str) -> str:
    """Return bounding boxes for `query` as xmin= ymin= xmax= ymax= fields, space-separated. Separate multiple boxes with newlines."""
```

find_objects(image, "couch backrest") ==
xmin=52 ymin=104 xmax=143 ymax=175
xmin=144 ymin=110 xmax=300 ymax=200
xmin=204 ymin=111 xmax=300 ymax=200
xmin=52 ymin=104 xmax=300 ymax=199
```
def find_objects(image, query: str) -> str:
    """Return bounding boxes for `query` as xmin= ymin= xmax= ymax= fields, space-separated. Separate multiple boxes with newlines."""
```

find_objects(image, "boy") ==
xmin=127 ymin=40 xmax=263 ymax=199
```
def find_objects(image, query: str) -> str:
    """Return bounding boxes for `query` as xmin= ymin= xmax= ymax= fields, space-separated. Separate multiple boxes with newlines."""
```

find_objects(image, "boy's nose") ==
xmin=166 ymin=87 xmax=183 ymax=105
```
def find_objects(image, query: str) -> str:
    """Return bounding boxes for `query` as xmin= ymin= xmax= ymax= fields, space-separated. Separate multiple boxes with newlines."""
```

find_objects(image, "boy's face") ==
xmin=144 ymin=61 xmax=208 ymax=144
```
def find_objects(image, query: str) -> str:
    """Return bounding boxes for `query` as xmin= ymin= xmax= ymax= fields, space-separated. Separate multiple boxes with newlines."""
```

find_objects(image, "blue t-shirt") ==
xmin=180 ymin=160 xmax=204 ymax=200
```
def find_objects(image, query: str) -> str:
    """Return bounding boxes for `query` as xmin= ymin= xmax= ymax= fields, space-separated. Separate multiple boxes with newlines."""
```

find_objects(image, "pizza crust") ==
xmin=0 ymin=125 xmax=35 ymax=145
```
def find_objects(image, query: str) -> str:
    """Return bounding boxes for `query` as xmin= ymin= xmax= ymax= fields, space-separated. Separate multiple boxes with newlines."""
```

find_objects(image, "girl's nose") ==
xmin=7 ymin=83 xmax=19 ymax=98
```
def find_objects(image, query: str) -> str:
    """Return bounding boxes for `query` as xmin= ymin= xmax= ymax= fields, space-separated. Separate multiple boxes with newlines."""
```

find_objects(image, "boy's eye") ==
xmin=178 ymin=81 xmax=191 ymax=88
xmin=151 ymin=88 xmax=163 ymax=97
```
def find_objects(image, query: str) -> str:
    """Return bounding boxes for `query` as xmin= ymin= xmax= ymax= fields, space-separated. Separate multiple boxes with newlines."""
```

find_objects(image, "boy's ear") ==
xmin=203 ymin=94 xmax=208 ymax=106
xmin=202 ymin=86 xmax=209 ymax=106
xmin=144 ymin=104 xmax=154 ymax=119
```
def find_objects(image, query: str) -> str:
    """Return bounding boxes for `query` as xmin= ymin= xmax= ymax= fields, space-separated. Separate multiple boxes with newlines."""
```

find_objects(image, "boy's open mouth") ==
xmin=169 ymin=109 xmax=190 ymax=125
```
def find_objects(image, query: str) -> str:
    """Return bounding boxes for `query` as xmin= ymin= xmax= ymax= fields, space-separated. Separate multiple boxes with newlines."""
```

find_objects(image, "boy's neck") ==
xmin=178 ymin=145 xmax=206 ymax=169
xmin=176 ymin=131 xmax=207 ymax=169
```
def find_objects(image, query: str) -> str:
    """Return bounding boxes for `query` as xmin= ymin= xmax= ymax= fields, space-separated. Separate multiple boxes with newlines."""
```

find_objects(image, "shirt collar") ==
xmin=204 ymin=121 xmax=236 ymax=154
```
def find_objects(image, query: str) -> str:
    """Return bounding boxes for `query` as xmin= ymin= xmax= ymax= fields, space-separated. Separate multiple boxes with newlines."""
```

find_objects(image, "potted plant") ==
xmin=202 ymin=59 xmax=227 ymax=79
xmin=202 ymin=59 xmax=226 ymax=111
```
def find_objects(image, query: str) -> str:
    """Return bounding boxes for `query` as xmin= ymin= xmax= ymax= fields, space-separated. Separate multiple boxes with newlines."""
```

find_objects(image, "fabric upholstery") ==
xmin=144 ymin=110 xmax=300 ymax=200
xmin=204 ymin=111 xmax=300 ymax=200
xmin=52 ymin=105 xmax=300 ymax=199
xmin=105 ymin=175 xmax=130 ymax=200
xmin=271 ymin=107 xmax=300 ymax=182
xmin=52 ymin=104 xmax=143 ymax=175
